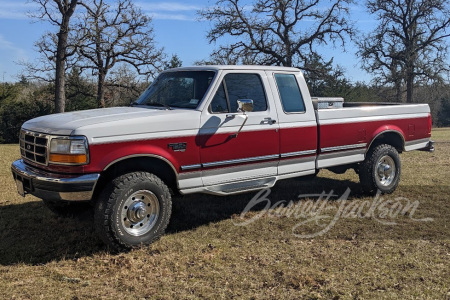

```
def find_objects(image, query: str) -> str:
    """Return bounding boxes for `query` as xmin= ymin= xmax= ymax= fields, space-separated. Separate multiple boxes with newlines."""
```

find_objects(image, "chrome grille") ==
xmin=20 ymin=130 xmax=48 ymax=165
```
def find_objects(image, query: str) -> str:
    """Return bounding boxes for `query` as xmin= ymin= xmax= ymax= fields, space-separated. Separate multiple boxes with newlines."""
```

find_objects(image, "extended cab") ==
xmin=11 ymin=65 xmax=434 ymax=250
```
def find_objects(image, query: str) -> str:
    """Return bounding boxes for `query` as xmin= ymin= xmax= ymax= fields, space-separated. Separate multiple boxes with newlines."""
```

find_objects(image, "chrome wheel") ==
xmin=120 ymin=190 xmax=160 ymax=236
xmin=375 ymin=155 xmax=396 ymax=187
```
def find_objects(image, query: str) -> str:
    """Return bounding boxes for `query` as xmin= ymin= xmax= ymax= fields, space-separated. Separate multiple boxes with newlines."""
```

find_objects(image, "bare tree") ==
xmin=358 ymin=0 xmax=450 ymax=103
xmin=20 ymin=31 xmax=79 ymax=84
xmin=30 ymin=0 xmax=79 ymax=113
xmin=77 ymin=0 xmax=165 ymax=108
xmin=199 ymin=0 xmax=354 ymax=71
xmin=107 ymin=64 xmax=146 ymax=106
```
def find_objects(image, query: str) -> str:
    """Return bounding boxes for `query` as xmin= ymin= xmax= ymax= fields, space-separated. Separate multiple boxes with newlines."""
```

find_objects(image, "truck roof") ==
xmin=164 ymin=65 xmax=301 ymax=72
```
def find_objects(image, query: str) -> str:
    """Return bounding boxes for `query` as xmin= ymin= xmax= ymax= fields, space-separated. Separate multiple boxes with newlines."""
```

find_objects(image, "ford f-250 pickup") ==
xmin=11 ymin=65 xmax=434 ymax=250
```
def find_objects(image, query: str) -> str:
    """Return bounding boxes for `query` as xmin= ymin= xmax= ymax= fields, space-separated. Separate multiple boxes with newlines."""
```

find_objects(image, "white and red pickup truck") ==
xmin=11 ymin=65 xmax=434 ymax=250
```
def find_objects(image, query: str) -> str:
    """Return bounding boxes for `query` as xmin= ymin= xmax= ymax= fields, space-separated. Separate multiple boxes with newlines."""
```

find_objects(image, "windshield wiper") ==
xmin=142 ymin=102 xmax=172 ymax=110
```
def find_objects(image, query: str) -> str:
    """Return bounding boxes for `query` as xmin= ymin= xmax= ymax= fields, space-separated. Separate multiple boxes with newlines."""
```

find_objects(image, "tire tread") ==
xmin=94 ymin=171 xmax=172 ymax=251
xmin=359 ymin=144 xmax=401 ymax=195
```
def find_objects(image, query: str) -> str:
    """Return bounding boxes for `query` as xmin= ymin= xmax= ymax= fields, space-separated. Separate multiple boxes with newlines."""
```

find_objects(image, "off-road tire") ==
xmin=359 ymin=144 xmax=401 ymax=195
xmin=94 ymin=172 xmax=172 ymax=251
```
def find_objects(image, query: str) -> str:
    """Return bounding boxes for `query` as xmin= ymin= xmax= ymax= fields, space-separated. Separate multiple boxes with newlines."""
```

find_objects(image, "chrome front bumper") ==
xmin=11 ymin=159 xmax=100 ymax=201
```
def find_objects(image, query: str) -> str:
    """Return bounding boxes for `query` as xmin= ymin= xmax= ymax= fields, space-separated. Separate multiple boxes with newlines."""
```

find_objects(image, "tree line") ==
xmin=0 ymin=0 xmax=449 ymax=143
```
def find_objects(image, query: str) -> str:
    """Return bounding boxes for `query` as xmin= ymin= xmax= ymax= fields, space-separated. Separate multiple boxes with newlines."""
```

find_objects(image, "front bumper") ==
xmin=11 ymin=159 xmax=100 ymax=201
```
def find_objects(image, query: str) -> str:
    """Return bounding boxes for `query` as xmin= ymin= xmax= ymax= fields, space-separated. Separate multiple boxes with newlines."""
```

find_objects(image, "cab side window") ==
xmin=210 ymin=73 xmax=268 ymax=113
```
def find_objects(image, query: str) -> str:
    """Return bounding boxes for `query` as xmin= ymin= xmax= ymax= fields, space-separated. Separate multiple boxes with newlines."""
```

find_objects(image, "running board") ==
xmin=204 ymin=177 xmax=277 ymax=195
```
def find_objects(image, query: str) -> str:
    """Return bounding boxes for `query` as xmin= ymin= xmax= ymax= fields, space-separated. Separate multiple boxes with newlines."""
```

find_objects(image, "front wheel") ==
xmin=94 ymin=172 xmax=172 ymax=251
xmin=359 ymin=144 xmax=401 ymax=195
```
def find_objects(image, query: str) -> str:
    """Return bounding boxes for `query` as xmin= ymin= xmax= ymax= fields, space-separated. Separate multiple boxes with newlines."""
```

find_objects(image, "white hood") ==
xmin=22 ymin=107 xmax=201 ymax=142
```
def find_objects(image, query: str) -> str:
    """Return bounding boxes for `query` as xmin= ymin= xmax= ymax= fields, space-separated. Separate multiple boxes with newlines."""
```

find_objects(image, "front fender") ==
xmin=86 ymin=141 xmax=180 ymax=173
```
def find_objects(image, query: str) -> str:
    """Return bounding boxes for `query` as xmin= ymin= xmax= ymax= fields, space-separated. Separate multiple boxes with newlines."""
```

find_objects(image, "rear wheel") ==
xmin=359 ymin=144 xmax=401 ymax=195
xmin=94 ymin=172 xmax=172 ymax=251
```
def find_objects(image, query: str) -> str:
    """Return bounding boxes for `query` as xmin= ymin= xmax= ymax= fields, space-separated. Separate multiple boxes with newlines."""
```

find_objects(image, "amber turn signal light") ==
xmin=49 ymin=153 xmax=88 ymax=164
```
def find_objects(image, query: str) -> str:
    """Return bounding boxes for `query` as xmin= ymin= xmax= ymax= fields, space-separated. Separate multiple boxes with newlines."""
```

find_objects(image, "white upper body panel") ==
xmin=317 ymin=104 xmax=430 ymax=125
xmin=22 ymin=106 xmax=201 ymax=144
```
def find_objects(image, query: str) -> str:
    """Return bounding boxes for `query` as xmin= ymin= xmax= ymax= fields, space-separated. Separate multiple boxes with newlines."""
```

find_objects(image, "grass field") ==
xmin=0 ymin=129 xmax=449 ymax=299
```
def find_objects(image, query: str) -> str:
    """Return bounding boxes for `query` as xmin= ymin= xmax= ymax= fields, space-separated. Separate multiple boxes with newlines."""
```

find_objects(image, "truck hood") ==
xmin=22 ymin=107 xmax=201 ymax=142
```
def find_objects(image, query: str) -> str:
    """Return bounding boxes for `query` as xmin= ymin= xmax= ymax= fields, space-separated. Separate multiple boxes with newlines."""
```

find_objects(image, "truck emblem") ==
xmin=168 ymin=142 xmax=187 ymax=152
xmin=26 ymin=145 xmax=31 ymax=150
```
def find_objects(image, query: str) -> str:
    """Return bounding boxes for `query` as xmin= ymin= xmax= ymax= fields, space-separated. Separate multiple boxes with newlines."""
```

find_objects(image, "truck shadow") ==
xmin=168 ymin=176 xmax=363 ymax=233
xmin=0 ymin=176 xmax=364 ymax=266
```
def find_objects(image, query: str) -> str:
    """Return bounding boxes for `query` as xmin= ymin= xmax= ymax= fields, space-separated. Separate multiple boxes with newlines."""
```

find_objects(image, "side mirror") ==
xmin=237 ymin=99 xmax=254 ymax=112
xmin=231 ymin=99 xmax=253 ymax=138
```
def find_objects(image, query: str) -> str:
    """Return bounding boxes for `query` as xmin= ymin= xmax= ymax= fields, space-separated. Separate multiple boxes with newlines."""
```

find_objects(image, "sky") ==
xmin=0 ymin=0 xmax=384 ymax=83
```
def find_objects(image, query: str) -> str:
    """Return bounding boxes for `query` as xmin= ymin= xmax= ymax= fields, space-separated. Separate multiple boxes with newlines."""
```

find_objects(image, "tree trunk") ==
xmin=52 ymin=0 xmax=78 ymax=113
xmin=394 ymin=79 xmax=402 ymax=103
xmin=406 ymin=71 xmax=414 ymax=103
xmin=285 ymin=44 xmax=292 ymax=67
xmin=97 ymin=71 xmax=106 ymax=108
xmin=54 ymin=30 xmax=68 ymax=113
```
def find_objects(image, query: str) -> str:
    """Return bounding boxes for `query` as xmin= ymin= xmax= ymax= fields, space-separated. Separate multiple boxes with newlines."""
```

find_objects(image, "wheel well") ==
xmin=92 ymin=157 xmax=178 ymax=201
xmin=368 ymin=131 xmax=404 ymax=154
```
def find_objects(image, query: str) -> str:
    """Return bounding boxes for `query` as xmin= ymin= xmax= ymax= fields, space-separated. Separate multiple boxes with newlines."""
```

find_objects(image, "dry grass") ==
xmin=0 ymin=129 xmax=449 ymax=299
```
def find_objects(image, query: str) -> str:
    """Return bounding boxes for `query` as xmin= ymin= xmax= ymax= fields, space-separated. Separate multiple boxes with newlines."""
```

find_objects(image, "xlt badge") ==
xmin=168 ymin=142 xmax=187 ymax=152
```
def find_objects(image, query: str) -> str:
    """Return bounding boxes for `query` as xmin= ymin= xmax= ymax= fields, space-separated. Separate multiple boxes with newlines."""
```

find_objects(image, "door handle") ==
xmin=264 ymin=117 xmax=277 ymax=124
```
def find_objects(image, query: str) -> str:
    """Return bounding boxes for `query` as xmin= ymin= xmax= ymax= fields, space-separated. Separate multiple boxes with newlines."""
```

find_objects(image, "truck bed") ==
xmin=315 ymin=102 xmax=431 ymax=168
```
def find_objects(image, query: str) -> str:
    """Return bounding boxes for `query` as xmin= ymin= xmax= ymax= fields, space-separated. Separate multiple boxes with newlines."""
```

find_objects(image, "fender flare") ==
xmin=103 ymin=153 xmax=178 ymax=176
xmin=366 ymin=127 xmax=406 ymax=154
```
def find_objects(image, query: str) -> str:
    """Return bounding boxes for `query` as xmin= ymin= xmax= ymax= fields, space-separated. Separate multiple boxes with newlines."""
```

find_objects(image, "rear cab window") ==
xmin=274 ymin=73 xmax=306 ymax=113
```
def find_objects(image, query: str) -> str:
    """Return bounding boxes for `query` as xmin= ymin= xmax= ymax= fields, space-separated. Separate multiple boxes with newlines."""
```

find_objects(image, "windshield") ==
xmin=135 ymin=71 xmax=216 ymax=109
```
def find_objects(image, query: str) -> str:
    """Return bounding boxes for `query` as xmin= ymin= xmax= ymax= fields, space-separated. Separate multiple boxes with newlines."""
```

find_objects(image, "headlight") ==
xmin=49 ymin=136 xmax=89 ymax=165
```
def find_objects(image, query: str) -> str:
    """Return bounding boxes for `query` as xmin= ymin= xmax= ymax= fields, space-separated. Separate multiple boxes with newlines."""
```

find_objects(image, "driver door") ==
xmin=198 ymin=70 xmax=280 ymax=186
